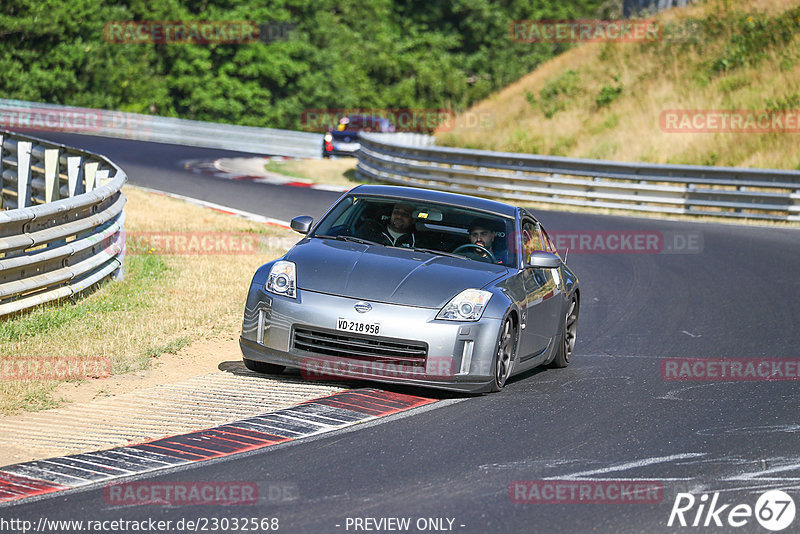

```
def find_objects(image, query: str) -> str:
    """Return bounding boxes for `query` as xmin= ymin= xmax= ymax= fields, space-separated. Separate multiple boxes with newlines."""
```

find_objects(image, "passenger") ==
xmin=358 ymin=203 xmax=417 ymax=248
xmin=380 ymin=203 xmax=416 ymax=247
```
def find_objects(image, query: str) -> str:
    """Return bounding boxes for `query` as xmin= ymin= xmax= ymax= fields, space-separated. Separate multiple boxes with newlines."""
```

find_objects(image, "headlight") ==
xmin=324 ymin=133 xmax=333 ymax=142
xmin=266 ymin=261 xmax=297 ymax=298
xmin=436 ymin=289 xmax=492 ymax=321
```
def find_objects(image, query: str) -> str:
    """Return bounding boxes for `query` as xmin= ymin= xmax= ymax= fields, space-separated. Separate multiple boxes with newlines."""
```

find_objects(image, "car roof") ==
xmin=348 ymin=185 xmax=518 ymax=218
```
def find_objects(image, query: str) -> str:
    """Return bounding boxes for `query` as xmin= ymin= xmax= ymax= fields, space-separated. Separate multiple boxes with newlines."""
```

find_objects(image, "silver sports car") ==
xmin=240 ymin=185 xmax=579 ymax=393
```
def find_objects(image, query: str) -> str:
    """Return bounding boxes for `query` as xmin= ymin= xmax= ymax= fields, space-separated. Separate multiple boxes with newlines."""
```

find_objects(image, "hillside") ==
xmin=436 ymin=0 xmax=800 ymax=170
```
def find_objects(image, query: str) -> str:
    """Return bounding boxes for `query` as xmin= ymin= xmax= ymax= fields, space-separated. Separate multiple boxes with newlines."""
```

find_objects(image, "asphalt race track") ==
xmin=5 ymin=132 xmax=800 ymax=533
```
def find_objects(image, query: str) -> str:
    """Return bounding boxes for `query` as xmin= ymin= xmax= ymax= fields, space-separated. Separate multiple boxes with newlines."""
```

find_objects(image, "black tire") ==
xmin=490 ymin=317 xmax=517 ymax=392
xmin=547 ymin=296 xmax=579 ymax=369
xmin=243 ymin=358 xmax=286 ymax=375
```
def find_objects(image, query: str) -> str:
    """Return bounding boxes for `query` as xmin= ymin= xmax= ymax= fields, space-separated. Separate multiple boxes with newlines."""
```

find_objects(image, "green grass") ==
xmin=144 ymin=337 xmax=191 ymax=360
xmin=0 ymin=254 xmax=169 ymax=343
xmin=0 ymin=253 xmax=171 ymax=413
xmin=1 ymin=255 xmax=168 ymax=338
xmin=263 ymin=158 xmax=364 ymax=188
xmin=536 ymin=69 xmax=581 ymax=118
xmin=264 ymin=160 xmax=308 ymax=179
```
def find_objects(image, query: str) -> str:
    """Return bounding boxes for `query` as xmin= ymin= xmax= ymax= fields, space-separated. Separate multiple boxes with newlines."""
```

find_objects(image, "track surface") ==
xmin=6 ymin=133 xmax=800 ymax=533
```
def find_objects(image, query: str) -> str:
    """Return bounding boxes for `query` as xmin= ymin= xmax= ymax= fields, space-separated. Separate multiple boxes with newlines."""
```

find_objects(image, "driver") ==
xmin=465 ymin=218 xmax=507 ymax=265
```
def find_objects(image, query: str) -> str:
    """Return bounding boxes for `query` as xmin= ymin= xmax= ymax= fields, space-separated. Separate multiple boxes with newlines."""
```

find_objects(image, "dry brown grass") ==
xmin=0 ymin=186 xmax=297 ymax=414
xmin=437 ymin=0 xmax=800 ymax=170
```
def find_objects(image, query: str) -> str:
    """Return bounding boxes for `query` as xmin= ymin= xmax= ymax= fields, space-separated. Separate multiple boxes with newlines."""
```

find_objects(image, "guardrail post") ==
xmin=96 ymin=169 xmax=110 ymax=187
xmin=16 ymin=141 xmax=32 ymax=208
xmin=84 ymin=161 xmax=98 ymax=191
xmin=44 ymin=148 xmax=60 ymax=203
xmin=67 ymin=156 xmax=84 ymax=197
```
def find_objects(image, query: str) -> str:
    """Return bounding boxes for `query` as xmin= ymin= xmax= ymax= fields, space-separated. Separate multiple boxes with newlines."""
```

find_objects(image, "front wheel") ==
xmin=547 ymin=296 xmax=579 ymax=368
xmin=243 ymin=358 xmax=286 ymax=375
xmin=491 ymin=317 xmax=517 ymax=392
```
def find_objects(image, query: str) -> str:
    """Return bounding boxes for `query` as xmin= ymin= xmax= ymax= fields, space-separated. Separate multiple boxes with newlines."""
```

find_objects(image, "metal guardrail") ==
xmin=360 ymin=132 xmax=435 ymax=147
xmin=0 ymin=99 xmax=323 ymax=159
xmin=356 ymin=133 xmax=800 ymax=222
xmin=0 ymin=130 xmax=126 ymax=317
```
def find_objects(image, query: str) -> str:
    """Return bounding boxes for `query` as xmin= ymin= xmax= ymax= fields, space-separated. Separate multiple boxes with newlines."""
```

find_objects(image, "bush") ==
xmin=595 ymin=83 xmax=622 ymax=108
xmin=538 ymin=69 xmax=581 ymax=118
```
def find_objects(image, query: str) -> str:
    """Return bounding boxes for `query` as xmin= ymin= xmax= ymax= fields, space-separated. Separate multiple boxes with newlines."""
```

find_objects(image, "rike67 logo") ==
xmin=668 ymin=490 xmax=796 ymax=531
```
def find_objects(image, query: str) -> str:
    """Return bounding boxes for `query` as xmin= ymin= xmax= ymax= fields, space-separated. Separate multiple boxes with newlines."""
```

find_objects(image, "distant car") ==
xmin=239 ymin=185 xmax=580 ymax=393
xmin=322 ymin=115 xmax=395 ymax=157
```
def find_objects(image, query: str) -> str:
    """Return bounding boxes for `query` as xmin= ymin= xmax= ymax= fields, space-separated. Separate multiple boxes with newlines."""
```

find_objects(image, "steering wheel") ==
xmin=452 ymin=243 xmax=497 ymax=264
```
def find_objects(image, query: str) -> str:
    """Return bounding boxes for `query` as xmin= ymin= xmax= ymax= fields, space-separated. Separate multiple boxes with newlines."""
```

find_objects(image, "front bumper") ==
xmin=240 ymin=286 xmax=503 ymax=393
xmin=322 ymin=145 xmax=360 ymax=157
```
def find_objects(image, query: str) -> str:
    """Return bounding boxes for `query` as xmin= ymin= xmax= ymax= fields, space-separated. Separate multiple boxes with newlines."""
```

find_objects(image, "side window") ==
xmin=521 ymin=221 xmax=543 ymax=260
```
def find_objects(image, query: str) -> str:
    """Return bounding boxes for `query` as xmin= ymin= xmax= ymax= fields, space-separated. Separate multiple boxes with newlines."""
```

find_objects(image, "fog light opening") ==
xmin=460 ymin=340 xmax=474 ymax=374
xmin=257 ymin=310 xmax=266 ymax=344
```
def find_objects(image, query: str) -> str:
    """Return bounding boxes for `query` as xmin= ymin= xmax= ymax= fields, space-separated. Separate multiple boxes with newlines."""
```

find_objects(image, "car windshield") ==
xmin=312 ymin=195 xmax=517 ymax=266
xmin=338 ymin=116 xmax=392 ymax=132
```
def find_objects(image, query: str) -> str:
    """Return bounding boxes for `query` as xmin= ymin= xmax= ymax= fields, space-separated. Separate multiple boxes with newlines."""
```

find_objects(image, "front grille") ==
xmin=293 ymin=326 xmax=428 ymax=364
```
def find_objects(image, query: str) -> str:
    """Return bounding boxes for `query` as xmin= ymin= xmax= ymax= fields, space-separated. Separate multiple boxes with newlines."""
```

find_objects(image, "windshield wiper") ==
xmin=315 ymin=234 xmax=383 ymax=246
xmin=410 ymin=247 xmax=466 ymax=260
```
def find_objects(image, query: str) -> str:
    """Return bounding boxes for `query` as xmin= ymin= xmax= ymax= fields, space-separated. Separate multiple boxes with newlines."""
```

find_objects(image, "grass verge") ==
xmin=0 ymin=186 xmax=297 ymax=415
xmin=265 ymin=157 xmax=363 ymax=188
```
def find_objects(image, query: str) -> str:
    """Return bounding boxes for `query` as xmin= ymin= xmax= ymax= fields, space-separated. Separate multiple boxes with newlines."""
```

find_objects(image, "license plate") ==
xmin=337 ymin=317 xmax=381 ymax=335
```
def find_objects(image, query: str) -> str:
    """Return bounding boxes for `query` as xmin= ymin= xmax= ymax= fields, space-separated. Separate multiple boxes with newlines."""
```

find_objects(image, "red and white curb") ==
xmin=182 ymin=157 xmax=350 ymax=193
xmin=0 ymin=389 xmax=436 ymax=505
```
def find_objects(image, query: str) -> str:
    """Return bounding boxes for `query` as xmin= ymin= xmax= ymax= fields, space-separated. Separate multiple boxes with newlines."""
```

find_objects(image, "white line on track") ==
xmin=722 ymin=460 xmax=800 ymax=480
xmin=548 ymin=452 xmax=707 ymax=480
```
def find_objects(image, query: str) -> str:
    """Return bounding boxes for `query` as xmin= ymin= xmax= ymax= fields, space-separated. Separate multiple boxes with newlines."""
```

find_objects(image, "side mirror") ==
xmin=290 ymin=215 xmax=314 ymax=235
xmin=526 ymin=251 xmax=561 ymax=269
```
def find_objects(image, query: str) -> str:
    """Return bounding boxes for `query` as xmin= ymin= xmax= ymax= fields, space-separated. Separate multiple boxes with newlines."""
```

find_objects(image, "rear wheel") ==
xmin=491 ymin=317 xmax=516 ymax=392
xmin=548 ymin=296 xmax=578 ymax=368
xmin=243 ymin=358 xmax=285 ymax=375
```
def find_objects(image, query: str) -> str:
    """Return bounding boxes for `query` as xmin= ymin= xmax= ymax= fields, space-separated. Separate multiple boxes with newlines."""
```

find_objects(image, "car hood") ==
xmin=287 ymin=238 xmax=508 ymax=308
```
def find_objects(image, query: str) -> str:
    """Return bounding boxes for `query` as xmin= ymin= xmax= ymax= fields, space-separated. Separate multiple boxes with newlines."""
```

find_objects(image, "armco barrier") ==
xmin=0 ymin=99 xmax=323 ymax=159
xmin=356 ymin=133 xmax=800 ymax=222
xmin=0 ymin=130 xmax=126 ymax=316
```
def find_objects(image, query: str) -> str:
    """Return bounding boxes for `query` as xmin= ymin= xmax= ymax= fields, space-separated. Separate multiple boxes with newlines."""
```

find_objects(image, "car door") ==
xmin=517 ymin=219 xmax=563 ymax=360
